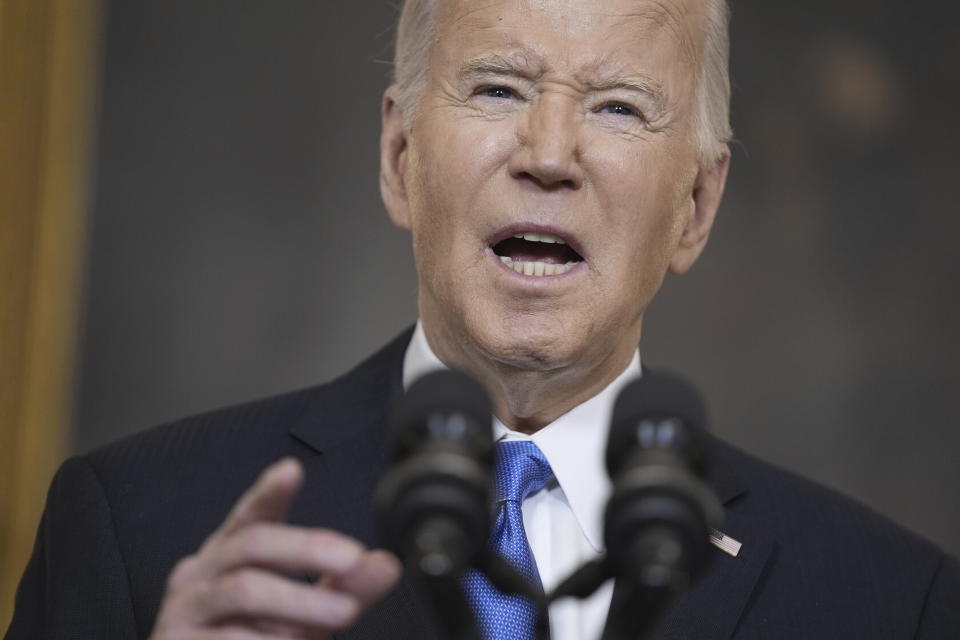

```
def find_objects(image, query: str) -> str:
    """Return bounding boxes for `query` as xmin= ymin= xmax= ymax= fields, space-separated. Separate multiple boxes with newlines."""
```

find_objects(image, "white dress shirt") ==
xmin=402 ymin=322 xmax=642 ymax=640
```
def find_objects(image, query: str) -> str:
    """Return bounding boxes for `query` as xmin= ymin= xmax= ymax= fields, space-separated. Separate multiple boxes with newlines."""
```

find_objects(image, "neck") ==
xmin=419 ymin=314 xmax=640 ymax=435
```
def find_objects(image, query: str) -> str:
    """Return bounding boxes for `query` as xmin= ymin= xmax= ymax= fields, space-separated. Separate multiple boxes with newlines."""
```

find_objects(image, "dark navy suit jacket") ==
xmin=7 ymin=329 xmax=960 ymax=638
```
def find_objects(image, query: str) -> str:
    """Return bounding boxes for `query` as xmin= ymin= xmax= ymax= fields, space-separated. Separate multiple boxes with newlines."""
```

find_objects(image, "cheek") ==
xmin=404 ymin=130 xmax=500 ymax=284
xmin=403 ymin=152 xmax=449 ymax=286
xmin=590 ymin=145 xmax=693 ymax=295
xmin=408 ymin=119 xmax=516 ymax=245
xmin=595 ymin=148 xmax=682 ymax=246
xmin=411 ymin=128 xmax=490 ymax=214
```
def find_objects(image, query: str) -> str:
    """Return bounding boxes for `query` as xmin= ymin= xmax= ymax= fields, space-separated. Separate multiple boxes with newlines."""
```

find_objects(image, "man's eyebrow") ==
xmin=459 ymin=51 xmax=668 ymax=111
xmin=585 ymin=74 xmax=667 ymax=108
xmin=459 ymin=51 xmax=547 ymax=81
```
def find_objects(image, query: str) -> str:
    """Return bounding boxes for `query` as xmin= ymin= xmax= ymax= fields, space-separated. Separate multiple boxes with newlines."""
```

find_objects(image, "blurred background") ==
xmin=3 ymin=0 xmax=959 ymax=628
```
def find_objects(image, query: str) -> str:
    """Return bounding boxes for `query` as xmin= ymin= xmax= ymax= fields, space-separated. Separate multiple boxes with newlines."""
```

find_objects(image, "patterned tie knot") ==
xmin=493 ymin=440 xmax=554 ymax=505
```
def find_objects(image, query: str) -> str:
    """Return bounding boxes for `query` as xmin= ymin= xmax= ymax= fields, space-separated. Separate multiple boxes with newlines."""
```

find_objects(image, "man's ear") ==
xmin=380 ymin=86 xmax=412 ymax=230
xmin=669 ymin=147 xmax=731 ymax=275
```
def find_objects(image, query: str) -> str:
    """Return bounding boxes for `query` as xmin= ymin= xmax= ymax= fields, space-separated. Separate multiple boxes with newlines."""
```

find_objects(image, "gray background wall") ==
xmin=76 ymin=1 xmax=960 ymax=558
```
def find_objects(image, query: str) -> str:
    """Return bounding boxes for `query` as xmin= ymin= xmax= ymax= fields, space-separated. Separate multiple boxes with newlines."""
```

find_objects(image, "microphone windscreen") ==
xmin=605 ymin=372 xmax=708 ymax=478
xmin=389 ymin=369 xmax=493 ymax=461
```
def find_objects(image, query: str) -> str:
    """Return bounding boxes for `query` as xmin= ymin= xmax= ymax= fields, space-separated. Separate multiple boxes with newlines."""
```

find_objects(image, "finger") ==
xmin=252 ymin=617 xmax=348 ymax=640
xmin=185 ymin=628 xmax=314 ymax=640
xmin=154 ymin=611 xmax=327 ymax=640
xmin=246 ymin=619 xmax=318 ymax=638
xmin=202 ymin=524 xmax=365 ymax=582
xmin=217 ymin=458 xmax=304 ymax=538
xmin=177 ymin=568 xmax=361 ymax=631
xmin=320 ymin=550 xmax=402 ymax=608
xmin=217 ymin=619 xmax=325 ymax=639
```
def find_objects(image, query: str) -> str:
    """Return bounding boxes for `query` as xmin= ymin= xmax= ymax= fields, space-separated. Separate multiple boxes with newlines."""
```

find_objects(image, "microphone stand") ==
xmin=404 ymin=516 xmax=550 ymax=640
xmin=547 ymin=559 xmax=671 ymax=640
xmin=481 ymin=550 xmax=551 ymax=640
xmin=403 ymin=514 xmax=482 ymax=640
xmin=599 ymin=580 xmax=673 ymax=640
xmin=599 ymin=522 xmax=703 ymax=640
xmin=546 ymin=527 xmax=694 ymax=640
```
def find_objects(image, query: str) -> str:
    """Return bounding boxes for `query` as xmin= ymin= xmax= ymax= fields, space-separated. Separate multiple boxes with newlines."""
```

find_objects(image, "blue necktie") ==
xmin=463 ymin=440 xmax=555 ymax=640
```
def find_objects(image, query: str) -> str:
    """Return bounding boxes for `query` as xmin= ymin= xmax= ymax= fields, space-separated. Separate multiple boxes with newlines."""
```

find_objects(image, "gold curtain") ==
xmin=0 ymin=0 xmax=102 ymax=629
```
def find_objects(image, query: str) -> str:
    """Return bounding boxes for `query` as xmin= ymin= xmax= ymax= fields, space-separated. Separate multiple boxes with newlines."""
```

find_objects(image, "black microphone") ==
xmin=376 ymin=369 xmax=494 ymax=581
xmin=375 ymin=369 xmax=544 ymax=639
xmin=375 ymin=369 xmax=493 ymax=640
xmin=601 ymin=372 xmax=722 ymax=640
xmin=547 ymin=372 xmax=722 ymax=639
xmin=604 ymin=373 xmax=721 ymax=590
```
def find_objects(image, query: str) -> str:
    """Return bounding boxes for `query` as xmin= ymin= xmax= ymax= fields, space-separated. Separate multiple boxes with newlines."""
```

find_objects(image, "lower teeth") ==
xmin=499 ymin=256 xmax=577 ymax=276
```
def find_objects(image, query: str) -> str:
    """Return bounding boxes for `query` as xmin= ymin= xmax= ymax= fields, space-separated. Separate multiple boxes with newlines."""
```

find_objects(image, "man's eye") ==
xmin=600 ymin=103 xmax=640 ymax=118
xmin=478 ymin=86 xmax=517 ymax=100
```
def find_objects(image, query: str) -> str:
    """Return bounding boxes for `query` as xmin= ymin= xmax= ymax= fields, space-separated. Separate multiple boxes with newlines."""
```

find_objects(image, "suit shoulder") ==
xmin=704 ymin=436 xmax=960 ymax=634
xmin=710 ymin=435 xmax=951 ymax=608
xmin=83 ymin=385 xmax=312 ymax=475
xmin=713 ymin=435 xmax=943 ymax=556
xmin=78 ymin=327 xmax=411 ymax=496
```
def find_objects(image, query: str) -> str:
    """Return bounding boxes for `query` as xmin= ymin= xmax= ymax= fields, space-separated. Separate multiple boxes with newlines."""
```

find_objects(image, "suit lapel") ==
xmin=650 ymin=518 xmax=775 ymax=639
xmin=285 ymin=328 xmax=406 ymax=541
xmin=284 ymin=328 xmax=443 ymax=639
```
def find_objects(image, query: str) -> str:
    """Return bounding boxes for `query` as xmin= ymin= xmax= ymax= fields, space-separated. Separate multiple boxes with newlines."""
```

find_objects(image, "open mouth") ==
xmin=491 ymin=231 xmax=584 ymax=277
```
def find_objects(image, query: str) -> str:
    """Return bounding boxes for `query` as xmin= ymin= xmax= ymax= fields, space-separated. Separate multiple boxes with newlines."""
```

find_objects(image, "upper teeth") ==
xmin=513 ymin=231 xmax=566 ymax=244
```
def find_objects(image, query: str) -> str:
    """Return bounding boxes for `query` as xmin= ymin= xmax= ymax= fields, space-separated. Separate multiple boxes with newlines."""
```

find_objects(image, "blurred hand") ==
xmin=150 ymin=458 xmax=401 ymax=639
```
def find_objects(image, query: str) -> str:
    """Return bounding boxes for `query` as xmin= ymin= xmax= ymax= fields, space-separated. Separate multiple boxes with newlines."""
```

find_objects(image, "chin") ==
xmin=469 ymin=312 xmax=577 ymax=373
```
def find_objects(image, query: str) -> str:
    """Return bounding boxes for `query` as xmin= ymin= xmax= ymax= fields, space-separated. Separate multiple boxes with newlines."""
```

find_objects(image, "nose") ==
xmin=509 ymin=94 xmax=584 ymax=190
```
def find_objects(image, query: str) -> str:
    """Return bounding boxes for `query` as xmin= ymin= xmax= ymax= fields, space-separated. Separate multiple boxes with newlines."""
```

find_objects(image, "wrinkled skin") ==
xmin=381 ymin=0 xmax=730 ymax=432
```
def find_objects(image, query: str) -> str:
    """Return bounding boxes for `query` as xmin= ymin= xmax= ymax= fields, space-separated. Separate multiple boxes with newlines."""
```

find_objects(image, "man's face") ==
xmin=383 ymin=0 xmax=727 ymax=379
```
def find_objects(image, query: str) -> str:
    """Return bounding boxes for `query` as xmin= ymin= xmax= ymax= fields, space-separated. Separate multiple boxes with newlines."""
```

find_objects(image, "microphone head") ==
xmin=388 ymin=369 xmax=494 ymax=463
xmin=605 ymin=372 xmax=708 ymax=480
xmin=602 ymin=372 xmax=721 ymax=589
xmin=377 ymin=368 xmax=494 ymax=577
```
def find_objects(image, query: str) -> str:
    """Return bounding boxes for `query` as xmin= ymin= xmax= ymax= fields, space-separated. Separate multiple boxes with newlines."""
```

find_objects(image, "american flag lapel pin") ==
xmin=709 ymin=528 xmax=743 ymax=558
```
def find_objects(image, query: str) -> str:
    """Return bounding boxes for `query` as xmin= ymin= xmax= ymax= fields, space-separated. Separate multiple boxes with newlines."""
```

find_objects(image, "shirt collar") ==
xmin=402 ymin=320 xmax=642 ymax=552
xmin=401 ymin=321 xmax=448 ymax=391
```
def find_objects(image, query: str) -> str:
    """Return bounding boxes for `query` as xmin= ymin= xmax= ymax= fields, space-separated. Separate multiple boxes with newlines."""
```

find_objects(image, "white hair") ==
xmin=392 ymin=0 xmax=732 ymax=166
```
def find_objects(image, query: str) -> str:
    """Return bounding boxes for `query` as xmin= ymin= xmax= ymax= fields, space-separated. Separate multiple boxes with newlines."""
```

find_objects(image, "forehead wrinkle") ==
xmin=439 ymin=0 xmax=701 ymax=102
xmin=438 ymin=0 xmax=500 ymax=31
xmin=610 ymin=2 xmax=699 ymax=66
xmin=579 ymin=51 xmax=660 ymax=87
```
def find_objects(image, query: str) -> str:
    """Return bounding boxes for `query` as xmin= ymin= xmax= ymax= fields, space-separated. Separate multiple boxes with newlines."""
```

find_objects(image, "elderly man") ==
xmin=8 ymin=0 xmax=959 ymax=638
